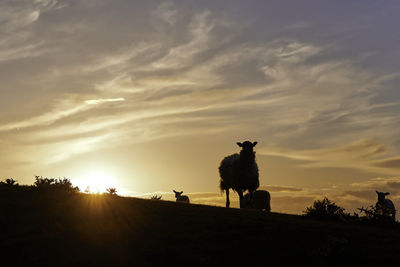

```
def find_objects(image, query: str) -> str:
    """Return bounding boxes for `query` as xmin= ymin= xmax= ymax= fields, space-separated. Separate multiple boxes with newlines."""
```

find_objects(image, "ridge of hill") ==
xmin=1 ymin=188 xmax=400 ymax=265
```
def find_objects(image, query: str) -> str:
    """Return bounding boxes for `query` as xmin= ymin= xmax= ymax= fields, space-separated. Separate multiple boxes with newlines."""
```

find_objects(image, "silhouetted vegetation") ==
xmin=304 ymin=197 xmax=399 ymax=227
xmin=358 ymin=205 xmax=398 ymax=225
xmin=0 ymin=178 xmax=18 ymax=186
xmin=106 ymin=187 xmax=117 ymax=195
xmin=150 ymin=194 xmax=162 ymax=200
xmin=33 ymin=176 xmax=80 ymax=193
xmin=304 ymin=197 xmax=353 ymax=221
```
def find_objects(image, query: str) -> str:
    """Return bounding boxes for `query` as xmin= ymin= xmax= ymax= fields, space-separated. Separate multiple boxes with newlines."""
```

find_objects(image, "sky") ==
xmin=1 ymin=0 xmax=400 ymax=215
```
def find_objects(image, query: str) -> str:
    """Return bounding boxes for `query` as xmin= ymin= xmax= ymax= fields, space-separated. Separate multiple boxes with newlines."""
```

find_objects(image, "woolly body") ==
xmin=243 ymin=190 xmax=271 ymax=212
xmin=219 ymin=141 xmax=259 ymax=208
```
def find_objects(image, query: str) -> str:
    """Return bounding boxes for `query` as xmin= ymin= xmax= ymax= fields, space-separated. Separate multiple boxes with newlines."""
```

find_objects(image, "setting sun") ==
xmin=74 ymin=171 xmax=116 ymax=193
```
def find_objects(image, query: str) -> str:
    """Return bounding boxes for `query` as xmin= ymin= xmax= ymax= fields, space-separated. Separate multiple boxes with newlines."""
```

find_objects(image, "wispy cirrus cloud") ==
xmin=0 ymin=0 xmax=67 ymax=61
xmin=1 ymin=0 xmax=400 ymax=217
xmin=151 ymin=1 xmax=177 ymax=26
xmin=260 ymin=139 xmax=387 ymax=162
xmin=85 ymin=98 xmax=125 ymax=105
xmin=259 ymin=139 xmax=400 ymax=175
xmin=0 ymin=97 xmax=125 ymax=132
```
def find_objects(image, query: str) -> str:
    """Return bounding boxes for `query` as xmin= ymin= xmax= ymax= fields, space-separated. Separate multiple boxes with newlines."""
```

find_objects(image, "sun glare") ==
xmin=75 ymin=171 xmax=116 ymax=193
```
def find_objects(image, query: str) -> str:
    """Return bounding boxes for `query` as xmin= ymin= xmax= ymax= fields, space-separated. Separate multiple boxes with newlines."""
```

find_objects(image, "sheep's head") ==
xmin=237 ymin=141 xmax=257 ymax=155
xmin=243 ymin=193 xmax=254 ymax=208
xmin=376 ymin=190 xmax=390 ymax=202
xmin=173 ymin=190 xmax=183 ymax=198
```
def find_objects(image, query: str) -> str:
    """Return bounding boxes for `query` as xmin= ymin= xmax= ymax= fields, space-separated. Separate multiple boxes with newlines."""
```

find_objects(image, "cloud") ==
xmin=0 ymin=42 xmax=47 ymax=62
xmin=85 ymin=98 xmax=125 ymax=105
xmin=83 ymin=42 xmax=162 ymax=74
xmin=350 ymin=177 xmax=400 ymax=191
xmin=0 ymin=0 xmax=65 ymax=32
xmin=4 ymin=2 xmax=394 ymax=168
xmin=261 ymin=139 xmax=384 ymax=161
xmin=0 ymin=104 xmax=89 ymax=132
xmin=0 ymin=0 xmax=68 ymax=63
xmin=373 ymin=157 xmax=400 ymax=169
xmin=151 ymin=2 xmax=177 ymax=26
xmin=260 ymin=185 xmax=303 ymax=192
xmin=0 ymin=98 xmax=125 ymax=132
xmin=258 ymin=139 xmax=400 ymax=175
xmin=152 ymin=10 xmax=215 ymax=69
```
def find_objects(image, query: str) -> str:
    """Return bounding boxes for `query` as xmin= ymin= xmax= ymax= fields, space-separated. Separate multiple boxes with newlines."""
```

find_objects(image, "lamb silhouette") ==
xmin=243 ymin=190 xmax=271 ymax=212
xmin=173 ymin=190 xmax=190 ymax=203
xmin=375 ymin=191 xmax=396 ymax=220
xmin=218 ymin=141 xmax=259 ymax=208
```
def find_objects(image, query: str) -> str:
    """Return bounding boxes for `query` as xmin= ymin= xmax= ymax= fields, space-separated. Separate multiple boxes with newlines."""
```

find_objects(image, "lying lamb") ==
xmin=243 ymin=190 xmax=271 ymax=212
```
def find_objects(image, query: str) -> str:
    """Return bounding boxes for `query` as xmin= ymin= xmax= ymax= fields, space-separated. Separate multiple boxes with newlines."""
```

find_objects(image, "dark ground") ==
xmin=1 ymin=187 xmax=400 ymax=266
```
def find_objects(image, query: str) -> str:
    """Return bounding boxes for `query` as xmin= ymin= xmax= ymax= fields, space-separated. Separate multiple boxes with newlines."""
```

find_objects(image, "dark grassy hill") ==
xmin=1 ymin=187 xmax=400 ymax=266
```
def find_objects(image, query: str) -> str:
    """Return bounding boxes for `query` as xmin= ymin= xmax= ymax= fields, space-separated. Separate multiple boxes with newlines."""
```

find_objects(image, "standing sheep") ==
xmin=219 ymin=141 xmax=259 ymax=208
xmin=173 ymin=190 xmax=190 ymax=203
xmin=243 ymin=190 xmax=271 ymax=212
xmin=375 ymin=191 xmax=396 ymax=220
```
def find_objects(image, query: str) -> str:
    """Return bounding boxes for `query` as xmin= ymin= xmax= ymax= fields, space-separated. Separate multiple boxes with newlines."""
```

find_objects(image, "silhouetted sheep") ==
xmin=243 ymin=190 xmax=271 ymax=212
xmin=219 ymin=141 xmax=259 ymax=208
xmin=173 ymin=190 xmax=190 ymax=203
xmin=375 ymin=191 xmax=396 ymax=220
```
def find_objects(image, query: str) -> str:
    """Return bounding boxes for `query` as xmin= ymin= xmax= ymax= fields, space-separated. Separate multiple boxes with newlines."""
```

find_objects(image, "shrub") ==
xmin=34 ymin=176 xmax=55 ymax=189
xmin=34 ymin=176 xmax=79 ymax=193
xmin=106 ymin=188 xmax=117 ymax=195
xmin=54 ymin=178 xmax=80 ymax=193
xmin=304 ymin=197 xmax=349 ymax=221
xmin=358 ymin=205 xmax=397 ymax=224
xmin=150 ymin=194 xmax=162 ymax=200
xmin=0 ymin=178 xmax=18 ymax=186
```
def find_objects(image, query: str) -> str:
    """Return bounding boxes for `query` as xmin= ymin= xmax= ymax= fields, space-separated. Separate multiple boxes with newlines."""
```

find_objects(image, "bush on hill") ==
xmin=304 ymin=197 xmax=353 ymax=221
xmin=34 ymin=176 xmax=80 ymax=193
xmin=105 ymin=187 xmax=117 ymax=195
xmin=358 ymin=205 xmax=398 ymax=225
xmin=0 ymin=178 xmax=18 ymax=186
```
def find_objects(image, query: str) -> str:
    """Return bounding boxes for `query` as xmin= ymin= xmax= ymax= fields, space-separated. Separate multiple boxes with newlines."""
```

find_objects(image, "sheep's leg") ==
xmin=225 ymin=189 xmax=230 ymax=208
xmin=238 ymin=190 xmax=244 ymax=208
xmin=249 ymin=190 xmax=254 ymax=201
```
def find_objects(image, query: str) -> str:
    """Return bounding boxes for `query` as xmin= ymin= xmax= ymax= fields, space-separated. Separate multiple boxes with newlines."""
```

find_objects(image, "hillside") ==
xmin=1 ymin=188 xmax=400 ymax=266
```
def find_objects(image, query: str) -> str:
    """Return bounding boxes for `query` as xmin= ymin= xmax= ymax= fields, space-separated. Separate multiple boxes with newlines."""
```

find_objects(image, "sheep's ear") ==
xmin=385 ymin=192 xmax=390 ymax=195
xmin=237 ymin=142 xmax=242 ymax=147
xmin=253 ymin=141 xmax=258 ymax=147
xmin=180 ymin=191 xmax=183 ymax=194
xmin=376 ymin=190 xmax=379 ymax=194
xmin=173 ymin=190 xmax=177 ymax=193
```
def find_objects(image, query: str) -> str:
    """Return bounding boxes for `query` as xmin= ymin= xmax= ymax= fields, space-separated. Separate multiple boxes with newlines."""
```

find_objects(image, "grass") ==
xmin=1 ymin=187 xmax=400 ymax=266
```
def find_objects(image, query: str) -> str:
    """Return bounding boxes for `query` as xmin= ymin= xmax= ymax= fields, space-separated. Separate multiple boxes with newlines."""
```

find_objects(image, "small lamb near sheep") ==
xmin=375 ymin=191 xmax=396 ymax=219
xmin=243 ymin=190 xmax=271 ymax=212
xmin=173 ymin=190 xmax=190 ymax=203
xmin=219 ymin=141 xmax=260 ymax=208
